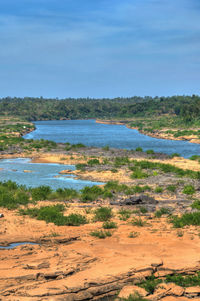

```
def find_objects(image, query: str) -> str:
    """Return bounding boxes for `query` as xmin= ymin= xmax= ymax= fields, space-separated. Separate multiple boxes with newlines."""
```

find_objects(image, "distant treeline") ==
xmin=0 ymin=95 xmax=199 ymax=122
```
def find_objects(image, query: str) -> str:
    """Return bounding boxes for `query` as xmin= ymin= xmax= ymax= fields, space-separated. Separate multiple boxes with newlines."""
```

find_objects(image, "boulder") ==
xmin=118 ymin=285 xmax=148 ymax=299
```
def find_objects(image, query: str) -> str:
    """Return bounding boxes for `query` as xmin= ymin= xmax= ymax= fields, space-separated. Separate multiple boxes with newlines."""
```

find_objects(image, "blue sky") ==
xmin=0 ymin=0 xmax=199 ymax=98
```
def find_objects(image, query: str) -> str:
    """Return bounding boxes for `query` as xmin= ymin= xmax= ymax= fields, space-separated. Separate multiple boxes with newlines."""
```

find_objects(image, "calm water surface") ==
xmin=0 ymin=158 xmax=104 ymax=190
xmin=24 ymin=119 xmax=200 ymax=158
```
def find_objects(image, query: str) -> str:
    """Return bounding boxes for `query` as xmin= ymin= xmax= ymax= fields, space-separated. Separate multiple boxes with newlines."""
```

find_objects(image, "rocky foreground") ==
xmin=0 ymin=201 xmax=200 ymax=300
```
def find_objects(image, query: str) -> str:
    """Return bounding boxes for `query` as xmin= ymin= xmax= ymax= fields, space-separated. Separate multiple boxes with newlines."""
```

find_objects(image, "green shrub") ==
xmin=64 ymin=213 xmax=87 ymax=226
xmin=167 ymin=185 xmax=177 ymax=192
xmin=135 ymin=147 xmax=143 ymax=152
xmin=146 ymin=149 xmax=155 ymax=154
xmin=139 ymin=206 xmax=148 ymax=214
xmin=87 ymin=159 xmax=100 ymax=166
xmin=102 ymin=221 xmax=117 ymax=229
xmin=182 ymin=185 xmax=195 ymax=195
xmin=170 ymin=153 xmax=180 ymax=158
xmin=118 ymin=208 xmax=131 ymax=221
xmin=166 ymin=272 xmax=200 ymax=287
xmin=154 ymin=186 xmax=163 ymax=193
xmin=94 ymin=207 xmax=113 ymax=221
xmin=155 ymin=207 xmax=171 ymax=218
xmin=138 ymin=276 xmax=162 ymax=294
xmin=76 ymin=163 xmax=87 ymax=171
xmin=191 ymin=200 xmax=200 ymax=210
xmin=190 ymin=155 xmax=200 ymax=161
xmin=81 ymin=186 xmax=103 ymax=202
xmin=114 ymin=156 xmax=130 ymax=167
xmin=31 ymin=186 xmax=52 ymax=201
xmin=102 ymin=145 xmax=110 ymax=151
xmin=170 ymin=212 xmax=200 ymax=227
xmin=130 ymin=169 xmax=149 ymax=179
xmin=131 ymin=217 xmax=146 ymax=227
xmin=90 ymin=230 xmax=112 ymax=239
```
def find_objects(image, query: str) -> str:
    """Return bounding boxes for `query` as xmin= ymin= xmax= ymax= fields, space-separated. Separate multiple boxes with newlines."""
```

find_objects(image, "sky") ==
xmin=0 ymin=0 xmax=200 ymax=98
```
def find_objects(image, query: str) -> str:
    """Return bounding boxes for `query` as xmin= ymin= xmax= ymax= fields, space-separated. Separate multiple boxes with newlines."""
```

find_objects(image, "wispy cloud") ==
xmin=0 ymin=0 xmax=199 ymax=97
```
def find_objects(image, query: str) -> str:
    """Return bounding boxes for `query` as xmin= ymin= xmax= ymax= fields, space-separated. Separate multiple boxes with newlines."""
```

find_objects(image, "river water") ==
xmin=0 ymin=158 xmax=104 ymax=190
xmin=24 ymin=119 xmax=200 ymax=158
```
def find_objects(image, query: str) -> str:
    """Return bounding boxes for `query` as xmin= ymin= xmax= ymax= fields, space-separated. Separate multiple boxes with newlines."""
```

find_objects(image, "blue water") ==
xmin=24 ymin=119 xmax=200 ymax=158
xmin=0 ymin=158 xmax=104 ymax=190
xmin=0 ymin=242 xmax=38 ymax=249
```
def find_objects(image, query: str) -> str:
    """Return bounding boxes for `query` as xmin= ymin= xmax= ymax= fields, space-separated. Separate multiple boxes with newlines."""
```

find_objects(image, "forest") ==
xmin=0 ymin=95 xmax=199 ymax=124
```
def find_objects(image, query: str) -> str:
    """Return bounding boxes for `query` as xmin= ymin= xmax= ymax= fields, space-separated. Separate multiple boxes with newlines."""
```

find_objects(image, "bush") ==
xmin=191 ymin=200 xmax=200 ymax=210
xmin=64 ymin=213 xmax=87 ymax=226
xmin=131 ymin=217 xmax=146 ymax=227
xmin=31 ymin=186 xmax=52 ymax=201
xmin=146 ymin=149 xmax=155 ymax=154
xmin=76 ymin=163 xmax=86 ymax=171
xmin=167 ymin=185 xmax=177 ymax=192
xmin=182 ymin=185 xmax=195 ymax=195
xmin=118 ymin=208 xmax=131 ymax=221
xmin=155 ymin=207 xmax=171 ymax=218
xmin=90 ymin=230 xmax=112 ymax=239
xmin=130 ymin=169 xmax=149 ymax=179
xmin=81 ymin=186 xmax=103 ymax=202
xmin=154 ymin=186 xmax=163 ymax=193
xmin=138 ymin=276 xmax=162 ymax=294
xmin=102 ymin=221 xmax=117 ymax=229
xmin=94 ymin=207 xmax=113 ymax=221
xmin=166 ymin=272 xmax=200 ymax=287
xmin=170 ymin=212 xmax=200 ymax=227
xmin=87 ymin=159 xmax=100 ymax=166
xmin=135 ymin=147 xmax=143 ymax=152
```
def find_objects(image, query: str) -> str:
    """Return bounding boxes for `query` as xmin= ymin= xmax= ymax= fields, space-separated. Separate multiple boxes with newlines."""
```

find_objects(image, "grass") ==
xmin=167 ymin=185 xmax=177 ymax=192
xmin=155 ymin=207 xmax=171 ymax=218
xmin=191 ymin=200 xmax=200 ymax=210
xmin=128 ymin=231 xmax=139 ymax=238
xmin=165 ymin=272 xmax=200 ymax=287
xmin=170 ymin=211 xmax=200 ymax=227
xmin=182 ymin=185 xmax=196 ymax=195
xmin=102 ymin=221 xmax=117 ymax=229
xmin=131 ymin=217 xmax=147 ymax=227
xmin=19 ymin=205 xmax=87 ymax=226
xmin=118 ymin=208 xmax=132 ymax=221
xmin=154 ymin=186 xmax=163 ymax=193
xmin=94 ymin=207 xmax=113 ymax=221
xmin=138 ymin=276 xmax=162 ymax=294
xmin=90 ymin=230 xmax=112 ymax=239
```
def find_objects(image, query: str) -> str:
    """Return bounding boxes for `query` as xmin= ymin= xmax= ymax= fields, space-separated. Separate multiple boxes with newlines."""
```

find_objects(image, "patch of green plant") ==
xmin=30 ymin=186 xmax=52 ymax=201
xmin=139 ymin=206 xmax=148 ymax=214
xmin=146 ymin=149 xmax=155 ymax=154
xmin=138 ymin=275 xmax=162 ymax=294
xmin=170 ymin=153 xmax=180 ymax=158
xmin=191 ymin=200 xmax=200 ymax=210
xmin=90 ymin=230 xmax=112 ymax=239
xmin=49 ymin=188 xmax=79 ymax=201
xmin=131 ymin=217 xmax=146 ymax=227
xmin=114 ymin=156 xmax=130 ymax=167
xmin=94 ymin=207 xmax=113 ymax=221
xmin=87 ymin=158 xmax=100 ymax=166
xmin=102 ymin=221 xmax=117 ymax=229
xmin=118 ymin=208 xmax=132 ymax=221
xmin=102 ymin=145 xmax=110 ymax=151
xmin=182 ymin=185 xmax=196 ymax=195
xmin=119 ymin=292 xmax=148 ymax=301
xmin=165 ymin=272 xmax=200 ymax=287
xmin=128 ymin=231 xmax=139 ymax=238
xmin=81 ymin=185 xmax=103 ymax=202
xmin=155 ymin=207 xmax=171 ymax=218
xmin=130 ymin=169 xmax=149 ymax=179
xmin=190 ymin=155 xmax=200 ymax=161
xmin=170 ymin=211 xmax=200 ymax=227
xmin=167 ymin=185 xmax=177 ymax=192
xmin=154 ymin=186 xmax=163 ymax=193
xmin=135 ymin=147 xmax=143 ymax=152
xmin=76 ymin=163 xmax=87 ymax=171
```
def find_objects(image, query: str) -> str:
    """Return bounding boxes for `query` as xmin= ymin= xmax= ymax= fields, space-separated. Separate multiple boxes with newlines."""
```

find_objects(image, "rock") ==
xmin=23 ymin=170 xmax=34 ymax=173
xmin=150 ymin=283 xmax=184 ymax=300
xmin=118 ymin=285 xmax=148 ymax=298
xmin=0 ymin=213 xmax=4 ymax=218
xmin=59 ymin=170 xmax=73 ymax=174
xmin=185 ymin=286 xmax=200 ymax=297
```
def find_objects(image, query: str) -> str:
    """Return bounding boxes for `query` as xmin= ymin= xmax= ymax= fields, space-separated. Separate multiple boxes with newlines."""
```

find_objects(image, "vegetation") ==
xmin=170 ymin=212 xmax=200 ymax=227
xmin=182 ymin=185 xmax=196 ymax=195
xmin=138 ymin=275 xmax=162 ymax=294
xmin=90 ymin=230 xmax=112 ymax=239
xmin=94 ymin=207 xmax=113 ymax=221
xmin=102 ymin=221 xmax=117 ymax=229
xmin=155 ymin=207 xmax=171 ymax=218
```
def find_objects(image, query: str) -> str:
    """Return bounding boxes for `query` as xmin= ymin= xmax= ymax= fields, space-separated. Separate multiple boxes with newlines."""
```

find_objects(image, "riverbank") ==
xmin=96 ymin=119 xmax=200 ymax=144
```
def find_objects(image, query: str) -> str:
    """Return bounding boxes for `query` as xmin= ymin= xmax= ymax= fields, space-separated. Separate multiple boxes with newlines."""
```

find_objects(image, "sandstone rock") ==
xmin=149 ymin=283 xmax=184 ymax=300
xmin=59 ymin=169 xmax=73 ymax=174
xmin=118 ymin=285 xmax=148 ymax=298
xmin=185 ymin=286 xmax=200 ymax=297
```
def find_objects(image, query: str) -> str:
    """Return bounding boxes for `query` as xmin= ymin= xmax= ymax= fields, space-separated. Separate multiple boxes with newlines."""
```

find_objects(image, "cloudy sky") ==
xmin=0 ymin=0 xmax=199 ymax=98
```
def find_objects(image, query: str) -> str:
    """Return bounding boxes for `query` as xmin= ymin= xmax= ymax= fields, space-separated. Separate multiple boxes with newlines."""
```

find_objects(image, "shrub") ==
xmin=155 ymin=207 xmax=171 ymax=218
xmin=130 ymin=169 xmax=149 ymax=179
xmin=128 ymin=231 xmax=139 ymax=238
xmin=170 ymin=153 xmax=180 ymax=158
xmin=166 ymin=272 xmax=200 ymax=287
xmin=154 ymin=186 xmax=163 ymax=193
xmin=31 ymin=186 xmax=52 ymax=201
xmin=170 ymin=212 xmax=200 ymax=227
xmin=102 ymin=221 xmax=117 ymax=229
xmin=138 ymin=276 xmax=162 ymax=294
xmin=90 ymin=230 xmax=112 ymax=239
xmin=64 ymin=213 xmax=87 ymax=226
xmin=139 ymin=206 xmax=148 ymax=214
xmin=135 ymin=147 xmax=143 ymax=152
xmin=167 ymin=185 xmax=177 ymax=192
xmin=131 ymin=217 xmax=146 ymax=227
xmin=81 ymin=186 xmax=103 ymax=202
xmin=118 ymin=208 xmax=131 ymax=221
xmin=182 ymin=185 xmax=195 ymax=195
xmin=94 ymin=207 xmax=113 ymax=221
xmin=76 ymin=163 xmax=87 ymax=171
xmin=87 ymin=159 xmax=100 ymax=166
xmin=102 ymin=145 xmax=110 ymax=151
xmin=191 ymin=200 xmax=200 ymax=210
xmin=146 ymin=149 xmax=155 ymax=154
